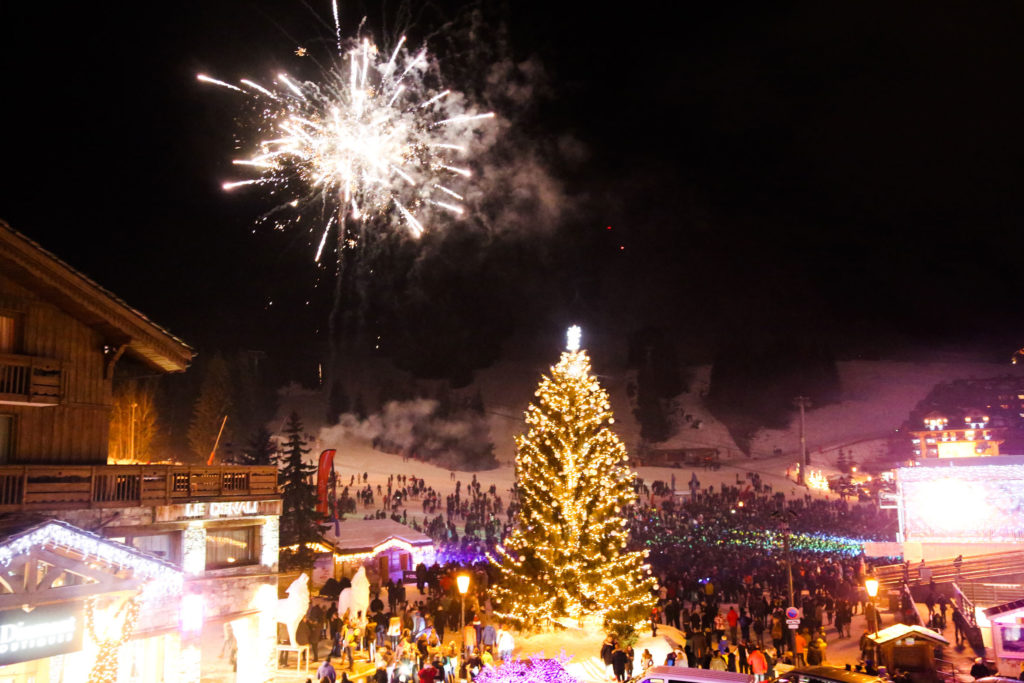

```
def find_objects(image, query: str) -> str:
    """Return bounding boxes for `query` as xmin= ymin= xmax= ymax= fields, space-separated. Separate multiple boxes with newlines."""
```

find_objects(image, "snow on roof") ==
xmin=983 ymin=597 xmax=1024 ymax=618
xmin=866 ymin=623 xmax=949 ymax=646
xmin=325 ymin=519 xmax=433 ymax=553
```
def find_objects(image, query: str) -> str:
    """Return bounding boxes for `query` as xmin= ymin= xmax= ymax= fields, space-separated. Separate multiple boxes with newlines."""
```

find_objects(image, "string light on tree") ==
xmin=85 ymin=597 xmax=140 ymax=683
xmin=491 ymin=327 xmax=656 ymax=638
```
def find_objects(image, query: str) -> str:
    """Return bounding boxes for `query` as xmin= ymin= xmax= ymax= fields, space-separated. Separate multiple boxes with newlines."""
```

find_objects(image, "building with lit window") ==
xmin=905 ymin=375 xmax=1024 ymax=460
xmin=909 ymin=409 xmax=1004 ymax=459
xmin=0 ymin=220 xmax=281 ymax=683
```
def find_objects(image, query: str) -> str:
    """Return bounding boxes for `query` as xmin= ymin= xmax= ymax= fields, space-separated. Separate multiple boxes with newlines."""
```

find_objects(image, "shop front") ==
xmin=981 ymin=598 xmax=1024 ymax=676
xmin=0 ymin=520 xmax=185 ymax=683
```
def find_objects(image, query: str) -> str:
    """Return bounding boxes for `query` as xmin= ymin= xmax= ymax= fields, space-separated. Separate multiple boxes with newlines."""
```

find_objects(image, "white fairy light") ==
xmin=566 ymin=325 xmax=582 ymax=352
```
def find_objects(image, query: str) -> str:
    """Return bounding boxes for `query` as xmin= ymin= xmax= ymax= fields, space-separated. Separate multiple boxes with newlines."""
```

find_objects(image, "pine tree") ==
xmin=278 ymin=412 xmax=325 ymax=568
xmin=492 ymin=330 xmax=656 ymax=640
xmin=836 ymin=449 xmax=849 ymax=474
xmin=240 ymin=426 xmax=277 ymax=466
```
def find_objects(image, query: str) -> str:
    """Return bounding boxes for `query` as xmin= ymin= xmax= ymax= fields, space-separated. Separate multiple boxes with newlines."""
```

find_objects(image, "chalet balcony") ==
xmin=0 ymin=465 xmax=279 ymax=511
xmin=0 ymin=353 xmax=64 ymax=406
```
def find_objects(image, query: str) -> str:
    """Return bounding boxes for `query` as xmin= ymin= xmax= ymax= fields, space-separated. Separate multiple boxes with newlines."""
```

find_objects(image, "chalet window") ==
xmin=0 ymin=415 xmax=11 ymax=464
xmin=0 ymin=315 xmax=17 ymax=354
xmin=129 ymin=532 xmax=181 ymax=564
xmin=107 ymin=531 xmax=181 ymax=565
xmin=205 ymin=525 xmax=259 ymax=569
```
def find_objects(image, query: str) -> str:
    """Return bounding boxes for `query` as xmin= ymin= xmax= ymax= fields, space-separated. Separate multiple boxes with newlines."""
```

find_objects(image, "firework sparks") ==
xmin=200 ymin=14 xmax=493 ymax=260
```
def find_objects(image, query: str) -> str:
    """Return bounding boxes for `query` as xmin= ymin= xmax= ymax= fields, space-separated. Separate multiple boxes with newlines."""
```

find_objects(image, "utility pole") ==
xmin=794 ymin=396 xmax=812 ymax=486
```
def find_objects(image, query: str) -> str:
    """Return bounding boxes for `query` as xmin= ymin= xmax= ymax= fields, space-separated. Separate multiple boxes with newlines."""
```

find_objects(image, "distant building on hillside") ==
xmin=909 ymin=409 xmax=1004 ymax=459
xmin=906 ymin=376 xmax=1024 ymax=460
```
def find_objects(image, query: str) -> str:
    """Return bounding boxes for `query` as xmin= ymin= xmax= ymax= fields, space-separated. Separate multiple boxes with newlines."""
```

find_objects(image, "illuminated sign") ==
xmin=183 ymin=501 xmax=260 ymax=519
xmin=898 ymin=463 xmax=1024 ymax=543
xmin=878 ymin=491 xmax=899 ymax=509
xmin=0 ymin=602 xmax=83 ymax=666
xmin=155 ymin=499 xmax=281 ymax=523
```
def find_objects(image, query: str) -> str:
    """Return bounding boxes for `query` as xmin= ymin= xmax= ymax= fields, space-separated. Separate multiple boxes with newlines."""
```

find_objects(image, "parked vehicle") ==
xmin=774 ymin=666 xmax=888 ymax=683
xmin=639 ymin=665 xmax=754 ymax=683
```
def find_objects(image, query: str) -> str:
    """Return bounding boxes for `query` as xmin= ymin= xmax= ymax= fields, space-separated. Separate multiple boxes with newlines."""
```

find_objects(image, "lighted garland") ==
xmin=86 ymin=596 xmax=140 ymax=683
xmin=0 ymin=521 xmax=182 ymax=599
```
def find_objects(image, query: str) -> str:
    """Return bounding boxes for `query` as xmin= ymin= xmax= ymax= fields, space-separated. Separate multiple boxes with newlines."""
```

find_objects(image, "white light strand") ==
xmin=566 ymin=325 xmax=582 ymax=352
xmin=0 ymin=521 xmax=183 ymax=600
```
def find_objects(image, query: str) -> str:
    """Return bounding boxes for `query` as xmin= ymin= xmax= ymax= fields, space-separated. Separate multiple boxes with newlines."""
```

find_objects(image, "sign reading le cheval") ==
xmin=0 ymin=602 xmax=84 ymax=666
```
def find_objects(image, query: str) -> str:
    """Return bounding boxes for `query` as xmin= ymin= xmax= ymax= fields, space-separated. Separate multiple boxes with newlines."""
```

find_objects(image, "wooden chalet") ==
xmin=0 ymin=219 xmax=194 ymax=465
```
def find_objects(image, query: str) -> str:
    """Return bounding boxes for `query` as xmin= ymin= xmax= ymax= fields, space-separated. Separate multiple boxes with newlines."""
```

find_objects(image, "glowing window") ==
xmin=206 ymin=525 xmax=259 ymax=569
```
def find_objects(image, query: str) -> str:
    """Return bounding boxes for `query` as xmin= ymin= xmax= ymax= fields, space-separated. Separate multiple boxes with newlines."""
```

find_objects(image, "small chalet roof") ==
xmin=0 ymin=220 xmax=194 ymax=373
xmin=325 ymin=519 xmax=433 ymax=554
xmin=0 ymin=519 xmax=183 ymax=606
xmin=983 ymin=597 xmax=1024 ymax=618
xmin=866 ymin=623 xmax=949 ymax=646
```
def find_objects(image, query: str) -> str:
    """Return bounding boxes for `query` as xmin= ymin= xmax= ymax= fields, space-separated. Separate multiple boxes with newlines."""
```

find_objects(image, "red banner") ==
xmin=316 ymin=449 xmax=336 ymax=515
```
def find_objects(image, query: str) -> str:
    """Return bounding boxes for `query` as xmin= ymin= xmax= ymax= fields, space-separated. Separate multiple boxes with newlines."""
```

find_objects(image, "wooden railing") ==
xmin=874 ymin=549 xmax=1024 ymax=589
xmin=0 ymin=465 xmax=279 ymax=511
xmin=954 ymin=581 xmax=1024 ymax=609
xmin=0 ymin=353 xmax=63 ymax=405
xmin=952 ymin=582 xmax=979 ymax=627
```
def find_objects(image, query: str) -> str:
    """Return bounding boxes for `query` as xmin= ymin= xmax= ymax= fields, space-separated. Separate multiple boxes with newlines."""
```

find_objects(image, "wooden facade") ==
xmin=0 ymin=220 xmax=194 ymax=464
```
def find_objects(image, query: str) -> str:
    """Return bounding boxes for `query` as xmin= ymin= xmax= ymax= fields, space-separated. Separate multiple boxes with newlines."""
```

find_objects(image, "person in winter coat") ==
xmin=463 ymin=623 xmax=477 ymax=655
xmin=496 ymin=626 xmax=515 ymax=663
xmin=601 ymin=635 xmax=617 ymax=675
xmin=749 ymin=645 xmax=768 ymax=683
xmin=727 ymin=607 xmax=739 ymax=643
xmin=611 ymin=645 xmax=630 ymax=683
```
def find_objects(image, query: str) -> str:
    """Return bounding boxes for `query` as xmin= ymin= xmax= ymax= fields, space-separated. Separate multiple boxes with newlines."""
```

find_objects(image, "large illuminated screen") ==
xmin=899 ymin=463 xmax=1024 ymax=543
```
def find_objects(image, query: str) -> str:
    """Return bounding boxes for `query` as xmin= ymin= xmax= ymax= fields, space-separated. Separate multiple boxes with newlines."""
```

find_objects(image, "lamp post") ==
xmin=865 ymin=577 xmax=879 ymax=636
xmin=865 ymin=577 xmax=880 ymax=669
xmin=457 ymin=574 xmax=470 ymax=655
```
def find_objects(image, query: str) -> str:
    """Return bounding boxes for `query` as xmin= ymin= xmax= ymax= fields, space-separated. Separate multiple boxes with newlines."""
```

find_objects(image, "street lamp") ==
xmin=865 ymin=577 xmax=879 ymax=636
xmin=457 ymin=574 xmax=470 ymax=655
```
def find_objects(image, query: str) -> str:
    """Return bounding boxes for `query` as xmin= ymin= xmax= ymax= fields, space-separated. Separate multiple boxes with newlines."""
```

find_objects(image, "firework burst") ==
xmin=198 ymin=8 xmax=493 ymax=261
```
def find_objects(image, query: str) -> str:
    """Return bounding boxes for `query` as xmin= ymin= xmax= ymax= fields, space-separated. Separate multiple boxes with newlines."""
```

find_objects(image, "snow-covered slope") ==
xmin=277 ymin=357 xmax=1024 ymax=472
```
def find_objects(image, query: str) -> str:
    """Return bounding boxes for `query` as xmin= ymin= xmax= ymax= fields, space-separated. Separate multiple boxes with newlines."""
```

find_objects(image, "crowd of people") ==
xmin=301 ymin=465 xmax=909 ymax=683
xmin=288 ymin=565 xmax=513 ymax=683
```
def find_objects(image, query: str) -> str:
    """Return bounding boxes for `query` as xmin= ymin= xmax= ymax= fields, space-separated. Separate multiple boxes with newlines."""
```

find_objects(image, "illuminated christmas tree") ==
xmin=492 ymin=327 xmax=656 ymax=638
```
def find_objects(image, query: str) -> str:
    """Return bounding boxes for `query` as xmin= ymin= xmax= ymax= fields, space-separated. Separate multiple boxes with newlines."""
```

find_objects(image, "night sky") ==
xmin=4 ymin=2 xmax=1024 ymax=380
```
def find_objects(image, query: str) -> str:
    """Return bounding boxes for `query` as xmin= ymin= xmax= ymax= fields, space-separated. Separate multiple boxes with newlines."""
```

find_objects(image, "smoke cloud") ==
xmin=318 ymin=398 xmax=498 ymax=471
